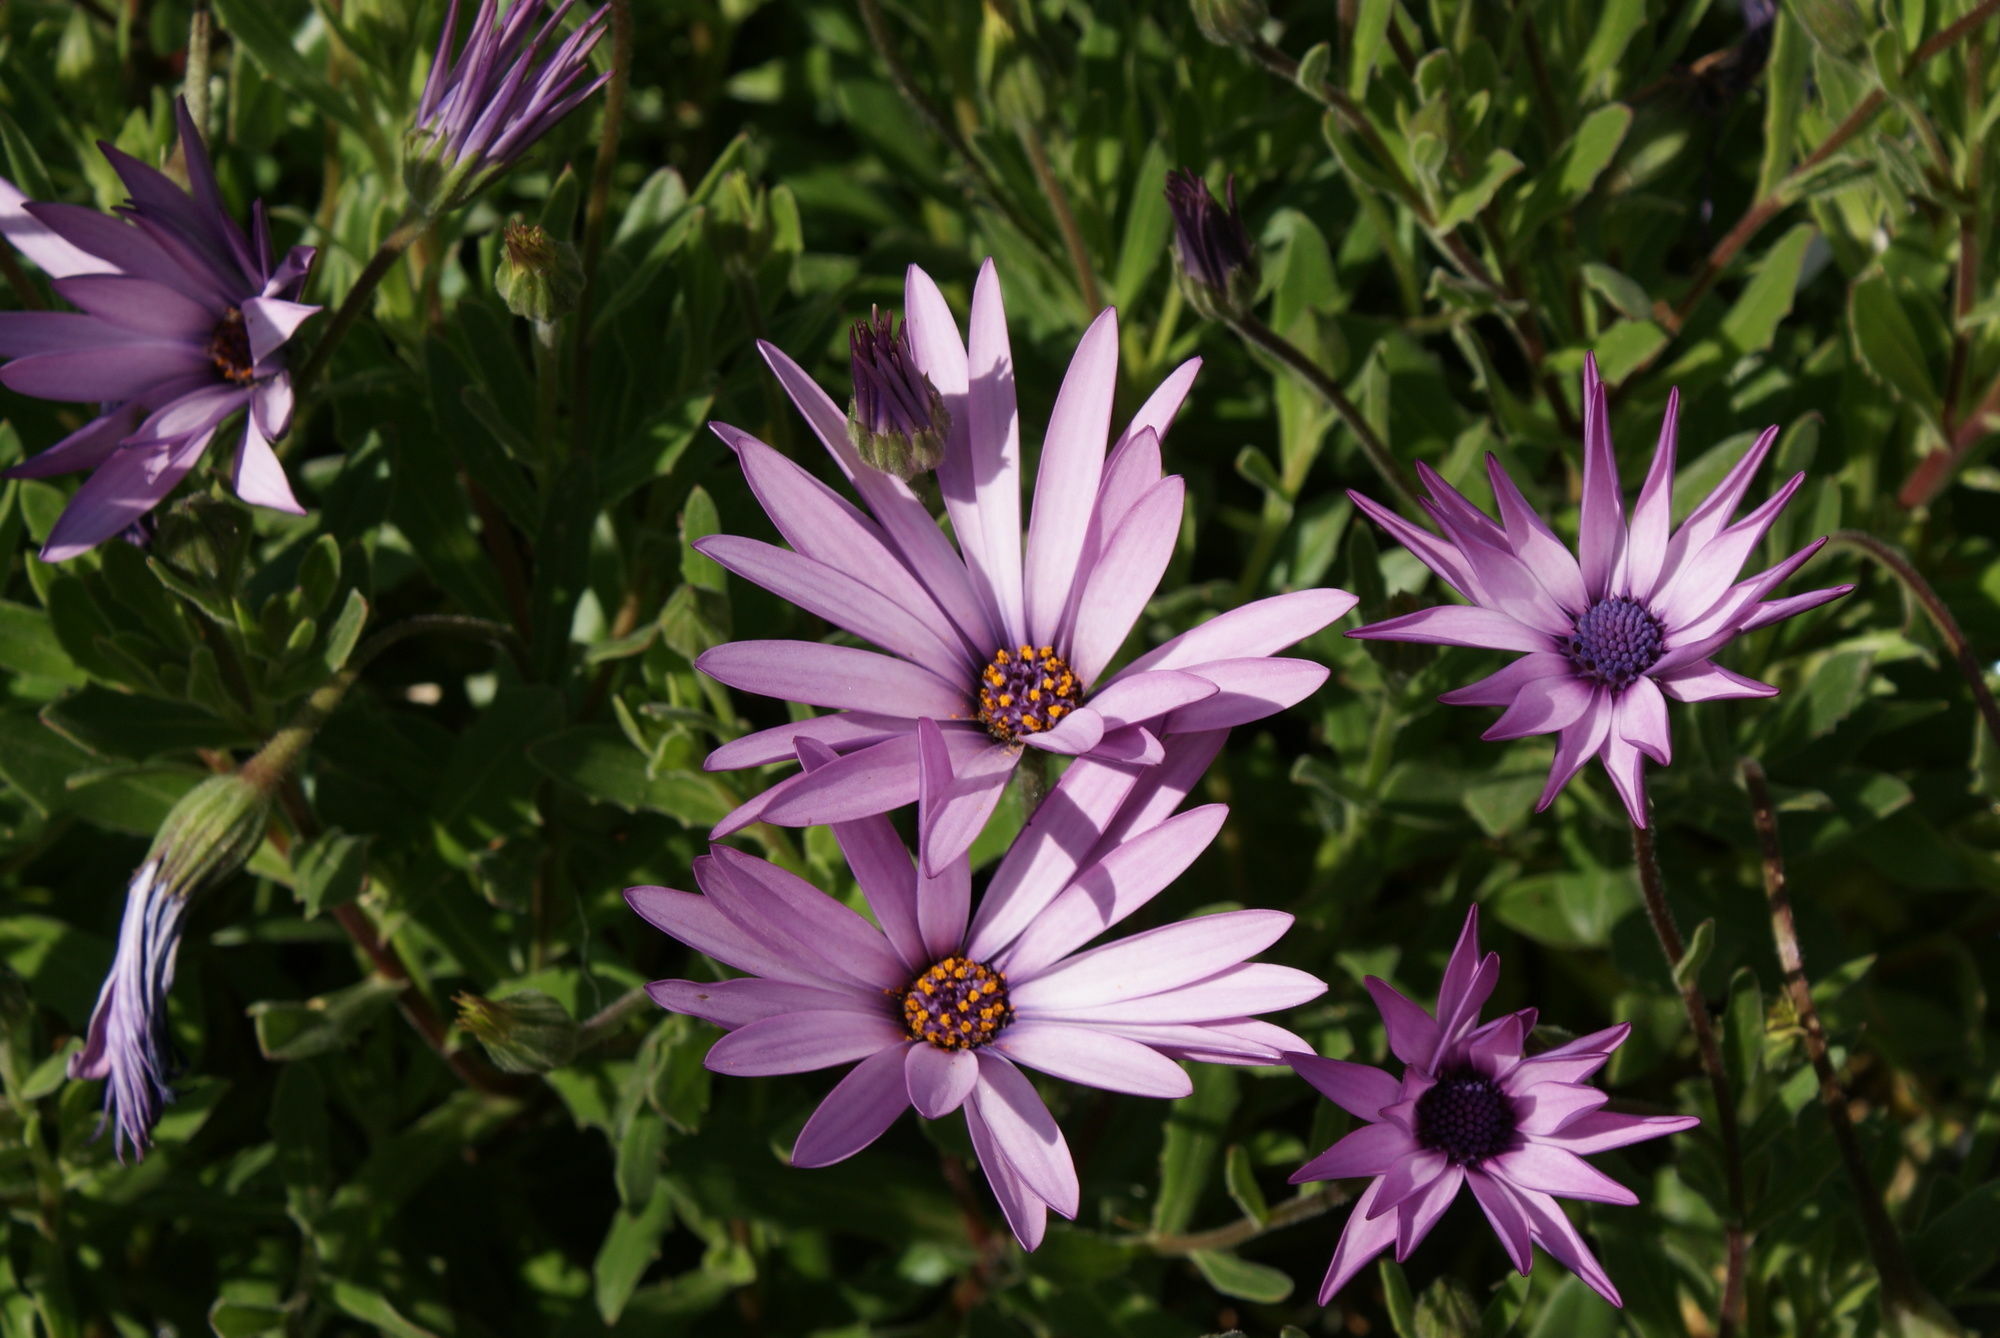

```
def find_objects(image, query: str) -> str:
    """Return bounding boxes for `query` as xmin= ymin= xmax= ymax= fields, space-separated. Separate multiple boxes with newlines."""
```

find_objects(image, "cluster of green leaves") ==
xmin=0 ymin=1 xmax=1996 ymax=1336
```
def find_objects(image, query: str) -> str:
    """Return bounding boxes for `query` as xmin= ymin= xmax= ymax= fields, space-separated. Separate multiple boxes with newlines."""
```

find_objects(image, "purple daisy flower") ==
xmin=1347 ymin=355 xmax=1851 ymax=825
xmin=1289 ymin=906 xmax=1698 ymax=1307
xmin=0 ymin=98 xmax=317 ymax=561
xmin=698 ymin=259 xmax=1356 ymax=872
xmin=409 ymin=0 xmax=612 ymax=213
xmin=628 ymin=725 xmax=1326 ymax=1249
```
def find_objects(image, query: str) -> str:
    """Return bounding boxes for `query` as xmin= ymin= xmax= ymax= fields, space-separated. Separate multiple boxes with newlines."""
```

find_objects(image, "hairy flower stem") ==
xmin=570 ymin=0 xmax=632 ymax=457
xmin=1827 ymin=530 xmax=2000 ymax=763
xmin=1224 ymin=312 xmax=1423 ymax=515
xmin=1144 ymin=1184 xmax=1348 ymax=1255
xmin=1740 ymin=759 xmax=1932 ymax=1324
xmin=293 ymin=215 xmax=426 ymax=396
xmin=1630 ymin=819 xmax=1747 ymax=1338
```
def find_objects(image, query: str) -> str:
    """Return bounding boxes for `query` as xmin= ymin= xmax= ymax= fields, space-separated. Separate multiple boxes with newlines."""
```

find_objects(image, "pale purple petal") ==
xmin=1066 ymin=474 xmax=1183 ymax=684
xmin=1 ymin=343 xmax=209 ymax=401
xmin=1393 ymin=1163 xmax=1465 ymax=1260
xmin=799 ymin=738 xmax=927 ymax=973
xmin=1024 ymin=963 xmax=1324 ymax=1024
xmin=1484 ymin=455 xmax=1589 ymax=614
xmin=232 ymin=414 xmax=302 ymax=514
xmin=1349 ymin=604 xmax=1553 ymax=653
xmin=1420 ymin=479 xmax=1573 ymax=636
xmin=963 ymin=259 xmax=1026 ymax=645
xmin=1652 ymin=472 xmax=1805 ymax=628
xmin=1022 ymin=308 xmax=1119 ymax=644
xmin=1467 ymin=1169 xmax=1535 ymax=1274
xmin=1086 ymin=724 xmax=1162 ymax=764
xmin=1287 ymin=1053 xmax=1401 ymax=1122
xmin=989 ymin=1019 xmax=1192 ymax=1098
xmin=1598 ymin=735 xmax=1649 ymax=827
xmin=904 ymin=1042 xmax=979 ymax=1118
xmin=1515 ymin=1082 xmax=1611 ymax=1136
xmin=697 ymin=640 xmax=968 ymax=717
xmin=970 ymin=1053 xmax=1080 ymax=1216
xmin=1621 ymin=387 xmax=1678 ymax=602
xmin=1436 ymin=651 xmax=1571 ymax=707
xmin=705 ymin=846 xmax=911 ymax=991
xmin=251 ymin=371 xmax=294 ymax=440
xmin=1056 ymin=426 xmax=1164 ymax=653
xmin=1113 ymin=355 xmax=1199 ymax=453
xmin=1656 ymin=425 xmax=1778 ymax=592
xmin=41 ymin=431 xmax=213 ymax=562
xmin=745 ymin=731 xmax=926 ymax=831
xmin=1161 ymin=658 xmax=1327 ymax=732
xmin=964 ymin=1090 xmax=1050 ymax=1249
xmin=1083 ymin=669 xmax=1216 ymax=731
xmin=1738 ymin=583 xmax=1852 ymax=632
xmin=705 ymin=1010 xmax=907 ymax=1076
xmin=1127 ymin=588 xmax=1358 ymax=675
xmin=1434 ymin=906 xmax=1499 ymax=1044
xmin=1018 ymin=707 xmax=1104 ymax=757
xmin=1369 ymin=1148 xmax=1451 ymax=1217
xmin=1350 ymin=488 xmax=1480 ymax=598
xmin=1111 ymin=1018 xmax=1309 ymax=1065
xmin=790 ymin=1046 xmax=912 ymax=1167
xmin=645 ymin=976 xmax=883 ymax=1029
xmin=1617 ymin=675 xmax=1671 ymax=764
xmin=996 ymin=804 xmax=1228 ymax=978
xmin=966 ymin=758 xmax=1142 ymax=960
xmin=1011 ymin=910 xmax=1293 ymax=1012
xmin=1482 ymin=673 xmax=1595 ymax=741
xmin=624 ymin=883 xmax=837 ymax=987
xmin=915 ymin=718 xmax=1017 ymax=877
xmin=707 ymin=712 xmax=906 ymax=771
xmin=1510 ymin=1186 xmax=1624 ymax=1306
xmin=1534 ymin=689 xmax=1613 ymax=813
xmin=1653 ymin=660 xmax=1777 ymax=703
xmin=1536 ymin=1109 xmax=1699 ymax=1155
xmin=1576 ymin=355 xmax=1624 ymax=600
xmin=240 ymin=295 xmax=318 ymax=363
xmin=1504 ymin=1024 xmax=1629 ymax=1089
xmin=1 ymin=404 xmax=143 ymax=479
xmin=1291 ymin=1120 xmax=1417 ymax=1184
xmin=0 ymin=178 xmax=102 ymax=277
xmin=53 ymin=275 xmax=215 ymax=337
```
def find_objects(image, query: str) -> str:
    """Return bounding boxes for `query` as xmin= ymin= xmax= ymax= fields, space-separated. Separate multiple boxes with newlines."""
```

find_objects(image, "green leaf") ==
xmin=211 ymin=0 xmax=367 ymax=137
xmin=1111 ymin=141 xmax=1172 ymax=310
xmin=1580 ymin=263 xmax=1653 ymax=322
xmin=1380 ymin=1256 xmax=1419 ymax=1337
xmin=207 ymin=1301 xmax=290 ymax=1337
xmin=1153 ymin=1064 xmax=1237 ymax=1235
xmin=1349 ymin=0 xmax=1394 ymax=98
xmin=1758 ymin=11 xmax=1810 ymax=196
xmin=1514 ymin=104 xmax=1632 ymax=241
xmin=291 ymin=829 xmax=370 ymax=918
xmin=1849 ymin=269 xmax=1940 ymax=408
xmin=594 ymin=1181 xmax=676 ymax=1323
xmin=248 ymin=976 xmax=406 ymax=1061
xmin=39 ymin=686 xmax=255 ymax=760
xmin=1673 ymin=918 xmax=1715 ymax=991
xmin=1188 ymin=1249 xmax=1292 ymax=1303
xmin=1221 ymin=1144 xmax=1269 ymax=1226
xmin=1577 ymin=0 xmax=1647 ymax=93
xmin=1718 ymin=223 xmax=1814 ymax=357
xmin=1724 ymin=967 xmax=1765 ymax=1109
xmin=0 ymin=602 xmax=84 ymax=686
xmin=321 ymin=589 xmax=368 ymax=673
xmin=1434 ymin=149 xmax=1522 ymax=231
xmin=528 ymin=726 xmax=735 ymax=826
xmin=326 ymin=1280 xmax=440 ymax=1338
xmin=615 ymin=1109 xmax=669 ymax=1210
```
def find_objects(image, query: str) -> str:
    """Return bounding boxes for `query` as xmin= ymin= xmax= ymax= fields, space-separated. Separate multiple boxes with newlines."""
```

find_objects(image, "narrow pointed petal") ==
xmin=1369 ymin=1148 xmax=1450 ymax=1218
xmin=971 ymin=1054 xmax=1080 ymax=1216
xmin=1652 ymin=472 xmax=1806 ymax=628
xmin=1491 ymin=1143 xmax=1638 ymax=1205
xmin=1659 ymin=425 xmax=1779 ymax=589
xmin=1128 ymin=589 xmax=1357 ymax=674
xmin=240 ymin=295 xmax=318 ymax=363
xmin=1653 ymin=660 xmax=1777 ymax=703
xmin=1436 ymin=651 xmax=1571 ymax=707
xmin=1349 ymin=489 xmax=1480 ymax=597
xmin=790 ymin=1046 xmax=911 ymax=1167
xmin=645 ymin=977 xmax=882 ymax=1029
xmin=1114 ymin=355 xmax=1199 ymax=453
xmin=1291 ymin=1121 xmax=1416 ymax=1184
xmin=707 ymin=712 xmax=904 ymax=771
xmin=1067 ymin=473 xmax=1182 ymax=684
xmin=1 ymin=404 xmax=144 ymax=480
xmin=904 ymin=1042 xmax=979 ymax=1118
xmin=1510 ymin=1186 xmax=1624 ymax=1306
xmin=1018 ymin=707 xmax=1104 ymax=756
xmin=1485 ymin=455 xmax=1589 ymax=613
xmin=1364 ymin=977 xmax=1443 ymax=1068
xmin=990 ymin=1020 xmax=1192 ymax=1098
xmin=1576 ymin=356 xmax=1625 ymax=599
xmin=1739 ymin=583 xmax=1851 ymax=632
xmin=1026 ymin=963 xmax=1324 ymax=1023
xmin=1623 ymin=388 xmax=1678 ymax=601
xmin=1 ymin=343 xmax=210 ymax=401
xmin=966 ymin=759 xmax=1140 ymax=960
xmin=696 ymin=640 xmax=968 ymax=717
xmin=1537 ymin=1109 xmax=1700 ymax=1155
xmin=1287 ymin=1053 xmax=1402 ymax=1121
xmin=1084 ymin=669 xmax=1216 ymax=731
xmin=1617 ymin=675 xmax=1671 ymax=764
xmin=1534 ymin=690 xmax=1612 ymax=813
xmin=1598 ymin=736 xmax=1649 ymax=827
xmin=1317 ymin=1178 xmax=1399 ymax=1304
xmin=1350 ymin=605 xmax=1553 ymax=654
xmin=1482 ymin=673 xmax=1595 ymax=741
xmin=1393 ymin=1164 xmax=1464 ymax=1259
xmin=53 ymin=275 xmax=214 ymax=338
xmin=799 ymin=738 xmax=926 ymax=972
xmin=625 ymin=884 xmax=831 ymax=986
xmin=0 ymin=178 xmax=102 ymax=277
xmin=963 ymin=259 xmax=1026 ymax=643
xmin=1435 ymin=906 xmax=1498 ymax=1040
xmin=1516 ymin=1082 xmax=1612 ymax=1135
xmin=1022 ymin=308 xmax=1119 ymax=643
xmin=916 ymin=719 xmax=1016 ymax=877
xmin=1467 ymin=1170 xmax=1535 ymax=1273
xmin=41 ymin=431 xmax=212 ymax=562
xmin=1011 ymin=910 xmax=1293 ymax=1011
xmin=1159 ymin=657 xmax=1326 ymax=732
xmin=964 ymin=1093 xmax=1050 ymax=1249
xmin=232 ymin=415 xmax=303 ymax=514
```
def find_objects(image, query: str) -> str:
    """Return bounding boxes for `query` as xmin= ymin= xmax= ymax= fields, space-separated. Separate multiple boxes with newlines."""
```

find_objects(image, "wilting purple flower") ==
xmin=698 ymin=259 xmax=1356 ymax=873
xmin=0 ymin=99 xmax=317 ymax=561
xmin=70 ymin=774 xmax=271 ymax=1160
xmin=629 ymin=727 xmax=1325 ymax=1249
xmin=409 ymin=0 xmax=611 ymax=213
xmin=1165 ymin=168 xmax=1257 ymax=320
xmin=1348 ymin=355 xmax=1849 ymax=826
xmin=1289 ymin=906 xmax=1697 ymax=1306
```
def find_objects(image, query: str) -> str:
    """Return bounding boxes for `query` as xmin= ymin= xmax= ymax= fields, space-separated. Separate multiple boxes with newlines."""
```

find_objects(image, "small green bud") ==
xmin=148 ymin=774 xmax=273 ymax=898
xmin=1191 ymin=0 xmax=1268 ymax=47
xmin=1415 ymin=1276 xmax=1482 ymax=1338
xmin=494 ymin=220 xmax=583 ymax=325
xmin=456 ymin=990 xmax=579 ymax=1074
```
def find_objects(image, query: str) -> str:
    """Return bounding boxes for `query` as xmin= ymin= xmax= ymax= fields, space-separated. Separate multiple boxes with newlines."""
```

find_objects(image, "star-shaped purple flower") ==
xmin=0 ymin=99 xmax=317 ymax=560
xmin=629 ymin=726 xmax=1326 ymax=1249
xmin=698 ymin=259 xmax=1355 ymax=872
xmin=1289 ymin=906 xmax=1698 ymax=1307
xmin=1348 ymin=355 xmax=1850 ymax=825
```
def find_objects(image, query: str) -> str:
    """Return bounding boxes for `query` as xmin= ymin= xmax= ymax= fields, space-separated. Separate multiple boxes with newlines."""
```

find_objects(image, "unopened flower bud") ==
xmin=1165 ymin=169 xmax=1258 ymax=322
xmin=456 ymin=990 xmax=579 ymax=1073
xmin=1415 ymin=1277 xmax=1482 ymax=1338
xmin=1191 ymin=0 xmax=1267 ymax=47
xmin=151 ymin=774 xmax=274 ymax=898
xmin=495 ymin=220 xmax=582 ymax=324
xmin=848 ymin=308 xmax=950 ymax=479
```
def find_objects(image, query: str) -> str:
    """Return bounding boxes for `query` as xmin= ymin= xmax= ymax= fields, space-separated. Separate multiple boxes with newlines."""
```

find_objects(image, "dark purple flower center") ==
xmin=1414 ymin=1067 xmax=1518 ymax=1166
xmin=207 ymin=308 xmax=254 ymax=385
xmin=1565 ymin=597 xmax=1663 ymax=689
xmin=977 ymin=645 xmax=1080 ymax=744
xmin=900 ymin=956 xmax=1012 ymax=1050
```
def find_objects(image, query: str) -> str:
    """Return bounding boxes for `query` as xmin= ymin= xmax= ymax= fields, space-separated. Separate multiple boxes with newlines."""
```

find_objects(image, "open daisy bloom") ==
xmin=697 ymin=259 xmax=1355 ymax=872
xmin=1347 ymin=355 xmax=1849 ymax=825
xmin=0 ymin=99 xmax=317 ymax=560
xmin=1289 ymin=906 xmax=1697 ymax=1306
xmin=628 ymin=726 xmax=1325 ymax=1248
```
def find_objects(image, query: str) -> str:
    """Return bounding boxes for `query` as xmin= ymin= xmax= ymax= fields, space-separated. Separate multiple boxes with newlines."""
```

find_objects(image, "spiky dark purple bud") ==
xmin=1165 ymin=169 xmax=1258 ymax=322
xmin=847 ymin=309 xmax=950 ymax=480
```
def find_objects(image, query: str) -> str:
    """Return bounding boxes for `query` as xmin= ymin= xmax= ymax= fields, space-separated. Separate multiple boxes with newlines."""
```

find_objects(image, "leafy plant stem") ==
xmin=575 ymin=985 xmax=651 ymax=1051
xmin=1144 ymin=1183 xmax=1347 ymax=1255
xmin=1826 ymin=530 xmax=2000 ymax=761
xmin=1016 ymin=119 xmax=1102 ymax=315
xmin=293 ymin=214 xmax=426 ymax=396
xmin=1630 ymin=818 xmax=1747 ymax=1338
xmin=1225 ymin=311 xmax=1422 ymax=514
xmin=1739 ymin=758 xmax=1932 ymax=1322
xmin=570 ymin=0 xmax=633 ymax=458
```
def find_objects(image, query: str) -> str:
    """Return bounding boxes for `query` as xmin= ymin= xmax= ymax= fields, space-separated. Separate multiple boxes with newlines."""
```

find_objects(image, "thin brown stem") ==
xmin=569 ymin=0 xmax=632 ymax=457
xmin=1018 ymin=123 xmax=1102 ymax=315
xmin=1827 ymin=531 xmax=2000 ymax=762
xmin=334 ymin=902 xmax=520 ymax=1095
xmin=1144 ymin=1184 xmax=1349 ymax=1255
xmin=1631 ymin=821 xmax=1747 ymax=1338
xmin=293 ymin=217 xmax=425 ymax=396
xmin=1226 ymin=311 xmax=1423 ymax=514
xmin=1740 ymin=760 xmax=1928 ymax=1319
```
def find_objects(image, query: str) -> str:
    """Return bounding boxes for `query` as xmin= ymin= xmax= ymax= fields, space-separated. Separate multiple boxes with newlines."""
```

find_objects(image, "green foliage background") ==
xmin=0 ymin=1 xmax=1997 ymax=1335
